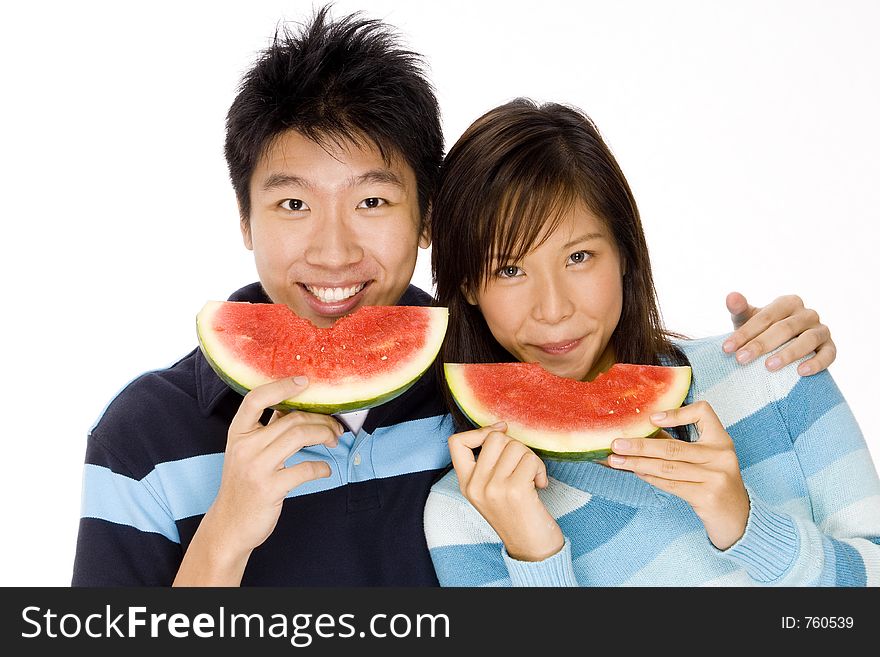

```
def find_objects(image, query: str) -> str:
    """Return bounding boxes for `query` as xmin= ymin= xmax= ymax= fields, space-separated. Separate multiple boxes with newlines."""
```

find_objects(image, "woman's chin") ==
xmin=536 ymin=360 xmax=591 ymax=381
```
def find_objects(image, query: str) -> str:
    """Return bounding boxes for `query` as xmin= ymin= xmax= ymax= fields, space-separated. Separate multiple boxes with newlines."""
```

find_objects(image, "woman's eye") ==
xmin=357 ymin=197 xmax=387 ymax=209
xmin=497 ymin=265 xmax=523 ymax=278
xmin=281 ymin=199 xmax=309 ymax=212
xmin=568 ymin=250 xmax=592 ymax=265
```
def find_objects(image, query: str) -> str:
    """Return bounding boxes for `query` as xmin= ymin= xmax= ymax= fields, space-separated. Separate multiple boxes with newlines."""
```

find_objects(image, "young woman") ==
xmin=423 ymin=98 xmax=880 ymax=586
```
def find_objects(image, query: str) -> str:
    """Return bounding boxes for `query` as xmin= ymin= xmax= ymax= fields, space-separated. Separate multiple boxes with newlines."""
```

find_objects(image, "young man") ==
xmin=71 ymin=7 xmax=835 ymax=586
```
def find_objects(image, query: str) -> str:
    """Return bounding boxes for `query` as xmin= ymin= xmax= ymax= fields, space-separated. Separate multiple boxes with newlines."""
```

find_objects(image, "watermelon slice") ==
xmin=444 ymin=362 xmax=692 ymax=461
xmin=197 ymin=301 xmax=448 ymax=414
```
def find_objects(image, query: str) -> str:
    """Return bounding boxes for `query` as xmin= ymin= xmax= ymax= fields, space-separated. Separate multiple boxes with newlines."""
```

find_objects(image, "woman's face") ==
xmin=471 ymin=202 xmax=624 ymax=381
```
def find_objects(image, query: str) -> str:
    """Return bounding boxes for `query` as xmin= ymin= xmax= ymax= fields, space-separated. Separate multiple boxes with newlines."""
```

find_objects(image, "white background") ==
xmin=1 ymin=0 xmax=877 ymax=586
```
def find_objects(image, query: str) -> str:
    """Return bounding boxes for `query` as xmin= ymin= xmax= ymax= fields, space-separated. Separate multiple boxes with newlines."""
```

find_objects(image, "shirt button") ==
xmin=353 ymin=452 xmax=362 ymax=466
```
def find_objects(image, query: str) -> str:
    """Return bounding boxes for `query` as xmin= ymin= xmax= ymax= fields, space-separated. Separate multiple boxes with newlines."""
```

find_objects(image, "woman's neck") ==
xmin=584 ymin=344 xmax=616 ymax=381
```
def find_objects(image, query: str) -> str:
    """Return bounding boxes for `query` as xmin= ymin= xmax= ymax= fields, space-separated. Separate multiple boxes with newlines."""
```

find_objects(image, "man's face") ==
xmin=242 ymin=130 xmax=428 ymax=327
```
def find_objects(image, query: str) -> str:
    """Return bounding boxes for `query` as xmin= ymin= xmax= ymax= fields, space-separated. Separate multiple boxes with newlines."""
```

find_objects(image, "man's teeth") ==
xmin=305 ymin=284 xmax=365 ymax=303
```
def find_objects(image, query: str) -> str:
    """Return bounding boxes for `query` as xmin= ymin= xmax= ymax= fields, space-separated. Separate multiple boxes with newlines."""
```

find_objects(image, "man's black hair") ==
xmin=225 ymin=4 xmax=443 ymax=223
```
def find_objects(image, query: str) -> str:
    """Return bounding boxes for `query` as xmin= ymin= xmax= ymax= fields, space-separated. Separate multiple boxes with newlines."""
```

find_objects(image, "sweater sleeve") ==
xmin=72 ymin=432 xmax=183 ymax=586
xmin=424 ymin=472 xmax=578 ymax=586
xmin=718 ymin=368 xmax=880 ymax=585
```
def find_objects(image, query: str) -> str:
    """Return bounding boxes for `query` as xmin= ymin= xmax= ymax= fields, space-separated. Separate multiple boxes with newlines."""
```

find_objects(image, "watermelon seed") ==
xmin=636 ymin=408 xmax=640 ymax=413
xmin=381 ymin=355 xmax=388 ymax=360
xmin=296 ymin=355 xmax=301 ymax=360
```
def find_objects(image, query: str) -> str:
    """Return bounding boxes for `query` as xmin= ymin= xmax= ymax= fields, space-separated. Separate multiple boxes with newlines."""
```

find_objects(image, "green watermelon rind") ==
xmin=445 ymin=363 xmax=691 ymax=460
xmin=198 ymin=339 xmax=427 ymax=414
xmin=196 ymin=302 xmax=448 ymax=415
xmin=531 ymin=428 xmax=664 ymax=462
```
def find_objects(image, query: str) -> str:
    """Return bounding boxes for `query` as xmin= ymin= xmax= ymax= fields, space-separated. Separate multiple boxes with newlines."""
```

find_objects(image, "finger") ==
xmin=798 ymin=340 xmax=837 ymax=376
xmin=761 ymin=325 xmax=828 ymax=372
xmin=632 ymin=472 xmax=700 ymax=500
xmin=448 ymin=423 xmax=506 ymax=486
xmin=490 ymin=439 xmax=535 ymax=481
xmin=740 ymin=306 xmax=823 ymax=365
xmin=725 ymin=291 xmax=756 ymax=333
xmin=263 ymin=423 xmax=341 ymax=466
xmin=607 ymin=453 xmax=706 ymax=482
xmin=723 ymin=296 xmax=802 ymax=360
xmin=649 ymin=401 xmax=725 ymax=444
xmin=276 ymin=460 xmax=332 ymax=495
xmin=266 ymin=408 xmax=345 ymax=442
xmin=612 ymin=434 xmax=706 ymax=464
xmin=468 ymin=430 xmax=514 ymax=493
xmin=509 ymin=449 xmax=549 ymax=489
xmin=230 ymin=376 xmax=309 ymax=437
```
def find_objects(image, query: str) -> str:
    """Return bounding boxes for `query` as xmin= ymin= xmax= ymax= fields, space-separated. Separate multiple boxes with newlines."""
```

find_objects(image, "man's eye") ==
xmin=280 ymin=199 xmax=309 ymax=212
xmin=496 ymin=265 xmax=523 ymax=278
xmin=568 ymin=250 xmax=592 ymax=265
xmin=357 ymin=197 xmax=387 ymax=209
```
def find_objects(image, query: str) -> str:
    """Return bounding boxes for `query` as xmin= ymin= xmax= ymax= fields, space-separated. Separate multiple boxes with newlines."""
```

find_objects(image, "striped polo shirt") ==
xmin=73 ymin=283 xmax=454 ymax=586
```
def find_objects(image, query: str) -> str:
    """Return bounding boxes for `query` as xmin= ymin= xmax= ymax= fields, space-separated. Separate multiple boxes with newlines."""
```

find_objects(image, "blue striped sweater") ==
xmin=424 ymin=334 xmax=880 ymax=586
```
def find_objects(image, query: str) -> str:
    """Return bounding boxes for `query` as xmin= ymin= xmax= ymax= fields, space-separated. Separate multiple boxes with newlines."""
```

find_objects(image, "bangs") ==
xmin=263 ymin=123 xmax=394 ymax=168
xmin=474 ymin=176 xmax=582 ymax=289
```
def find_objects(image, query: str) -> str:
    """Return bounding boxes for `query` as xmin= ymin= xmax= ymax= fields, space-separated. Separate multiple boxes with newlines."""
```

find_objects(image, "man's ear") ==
xmin=461 ymin=283 xmax=478 ymax=305
xmin=240 ymin=216 xmax=253 ymax=250
xmin=419 ymin=207 xmax=432 ymax=249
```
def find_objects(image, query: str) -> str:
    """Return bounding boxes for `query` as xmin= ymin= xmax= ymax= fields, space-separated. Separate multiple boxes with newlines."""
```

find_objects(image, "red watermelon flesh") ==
xmin=197 ymin=301 xmax=448 ymax=414
xmin=444 ymin=362 xmax=692 ymax=461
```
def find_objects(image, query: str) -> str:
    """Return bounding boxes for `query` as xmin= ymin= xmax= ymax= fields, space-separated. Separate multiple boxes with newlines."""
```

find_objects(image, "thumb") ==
xmin=230 ymin=375 xmax=311 ymax=436
xmin=726 ymin=291 xmax=755 ymax=329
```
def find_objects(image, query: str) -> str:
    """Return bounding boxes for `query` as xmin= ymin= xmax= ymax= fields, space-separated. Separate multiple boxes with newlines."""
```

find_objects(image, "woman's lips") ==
xmin=534 ymin=338 xmax=583 ymax=355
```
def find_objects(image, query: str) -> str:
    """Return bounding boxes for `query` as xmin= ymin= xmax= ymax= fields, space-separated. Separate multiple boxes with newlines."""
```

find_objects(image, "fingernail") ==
xmin=722 ymin=340 xmax=735 ymax=353
xmin=766 ymin=356 xmax=781 ymax=371
xmin=735 ymin=350 xmax=752 ymax=364
xmin=293 ymin=375 xmax=308 ymax=386
xmin=798 ymin=364 xmax=812 ymax=376
xmin=613 ymin=438 xmax=631 ymax=451
xmin=650 ymin=412 xmax=666 ymax=422
xmin=490 ymin=421 xmax=507 ymax=429
xmin=608 ymin=454 xmax=625 ymax=466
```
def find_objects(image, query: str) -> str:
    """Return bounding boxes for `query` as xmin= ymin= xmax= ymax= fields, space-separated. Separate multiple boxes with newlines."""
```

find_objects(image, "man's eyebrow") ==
xmin=353 ymin=169 xmax=405 ymax=189
xmin=261 ymin=173 xmax=313 ymax=192
xmin=563 ymin=232 xmax=604 ymax=249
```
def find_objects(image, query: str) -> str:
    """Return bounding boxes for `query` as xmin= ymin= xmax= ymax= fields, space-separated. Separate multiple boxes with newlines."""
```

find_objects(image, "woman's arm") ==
xmin=609 ymin=363 xmax=880 ymax=585
xmin=735 ymin=367 xmax=880 ymax=585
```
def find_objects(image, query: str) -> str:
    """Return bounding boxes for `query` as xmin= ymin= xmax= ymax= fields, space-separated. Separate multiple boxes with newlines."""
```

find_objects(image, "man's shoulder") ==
xmin=90 ymin=349 xmax=203 ymax=440
xmin=398 ymin=284 xmax=435 ymax=307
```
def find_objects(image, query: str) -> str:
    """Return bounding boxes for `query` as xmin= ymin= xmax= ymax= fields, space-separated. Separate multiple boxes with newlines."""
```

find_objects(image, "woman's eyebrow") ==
xmin=563 ymin=232 xmax=604 ymax=249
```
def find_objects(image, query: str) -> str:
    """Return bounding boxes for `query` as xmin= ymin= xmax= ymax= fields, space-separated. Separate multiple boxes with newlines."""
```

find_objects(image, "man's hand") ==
xmin=723 ymin=291 xmax=836 ymax=376
xmin=174 ymin=376 xmax=342 ymax=586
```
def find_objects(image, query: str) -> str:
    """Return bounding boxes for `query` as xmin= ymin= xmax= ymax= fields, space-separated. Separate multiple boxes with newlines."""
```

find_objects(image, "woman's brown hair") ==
xmin=430 ymin=98 xmax=689 ymax=432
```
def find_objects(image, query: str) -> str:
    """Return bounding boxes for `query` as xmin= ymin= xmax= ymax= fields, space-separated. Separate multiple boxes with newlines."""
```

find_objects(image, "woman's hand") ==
xmin=606 ymin=401 xmax=750 ymax=550
xmin=448 ymin=422 xmax=564 ymax=562
xmin=724 ymin=291 xmax=835 ymax=375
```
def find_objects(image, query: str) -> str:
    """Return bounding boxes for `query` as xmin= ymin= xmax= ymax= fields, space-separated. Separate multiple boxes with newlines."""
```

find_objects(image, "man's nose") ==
xmin=304 ymin=208 xmax=364 ymax=268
